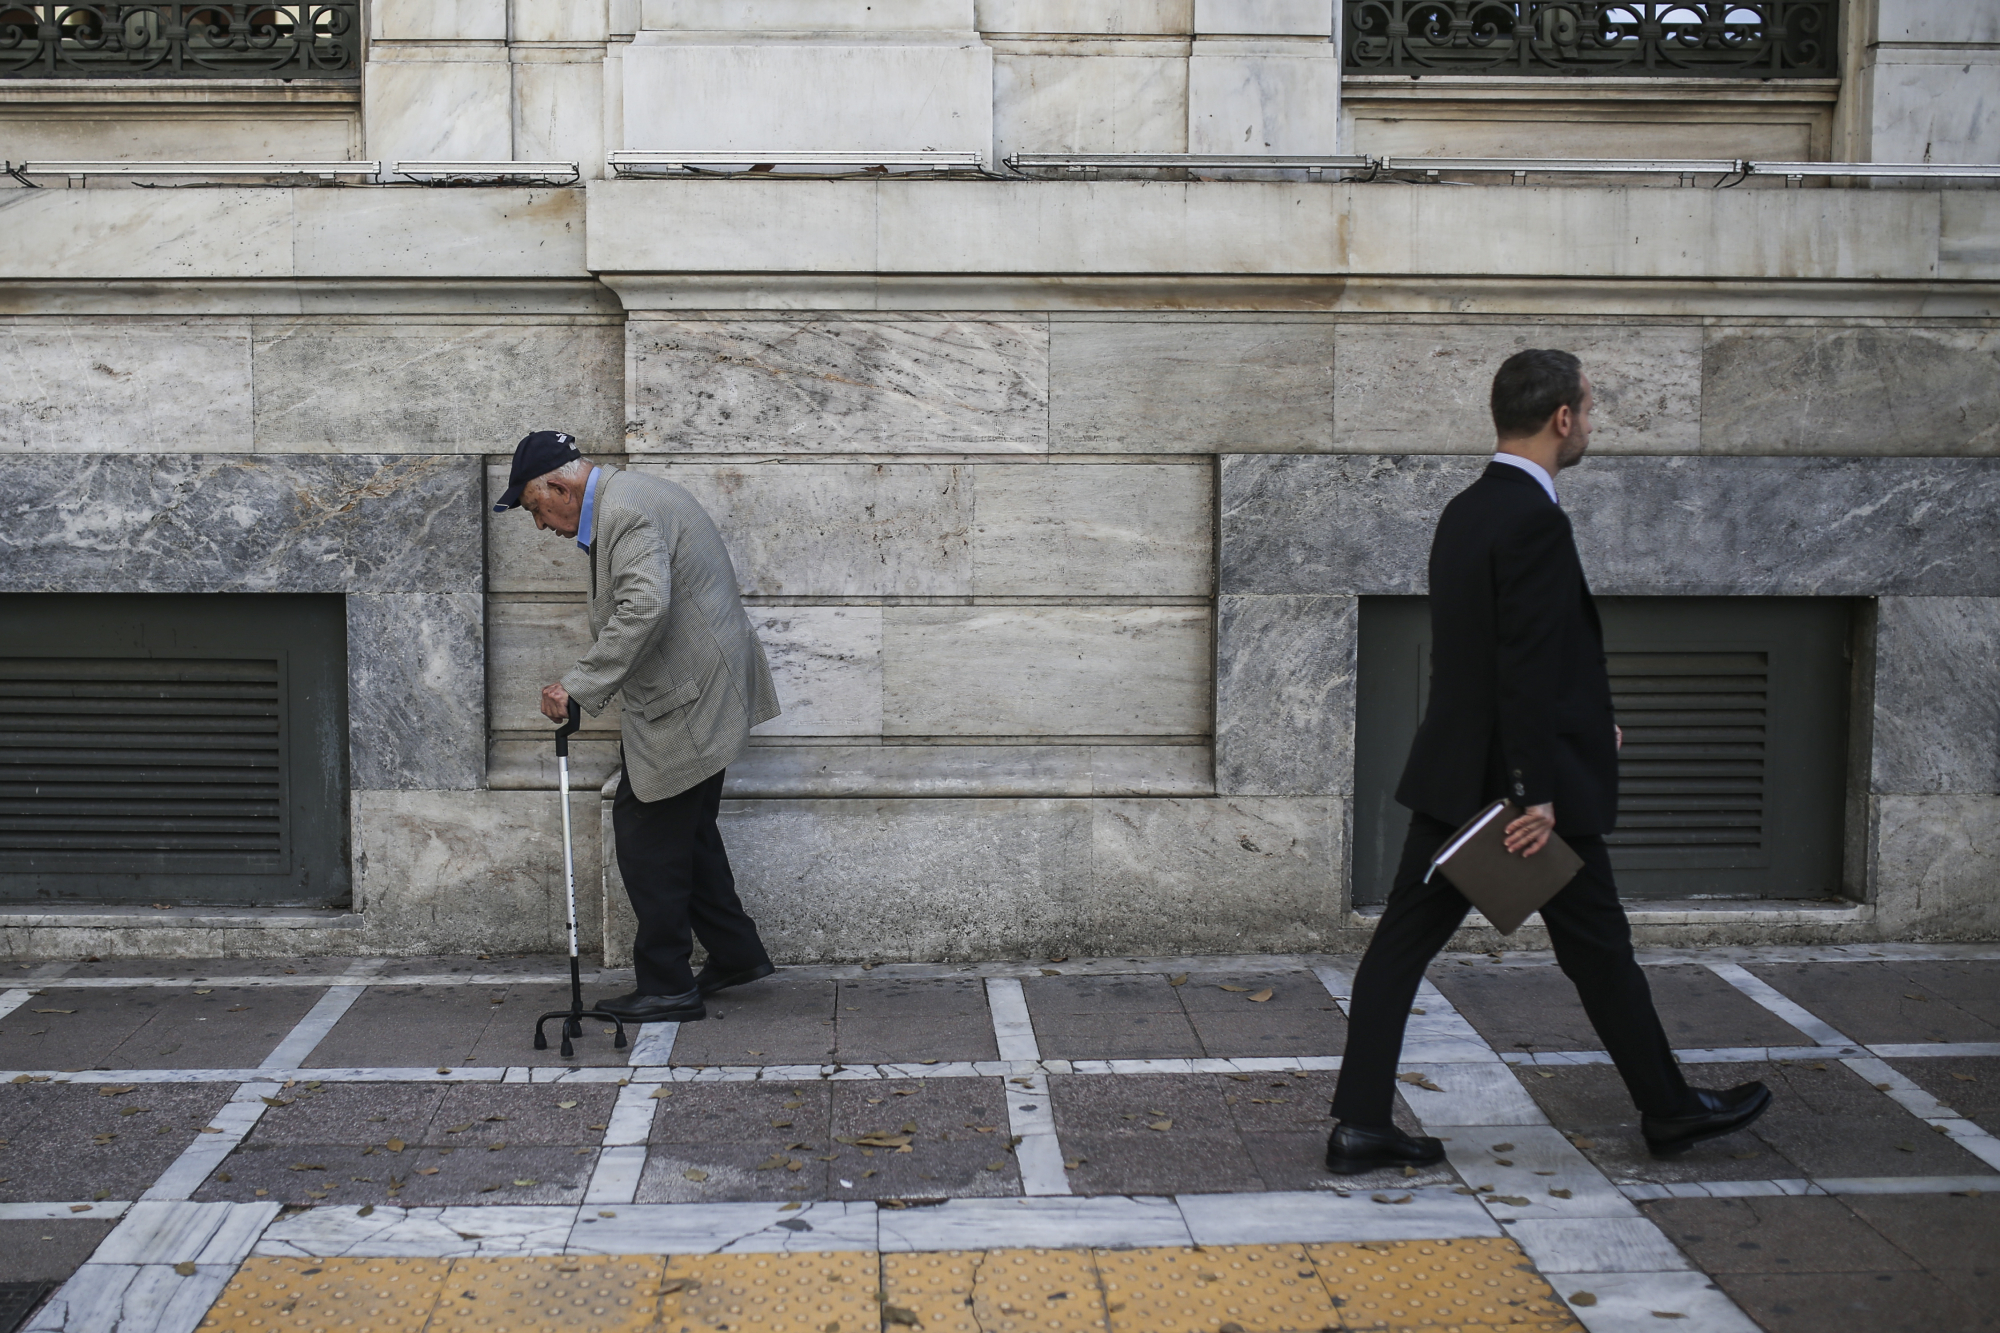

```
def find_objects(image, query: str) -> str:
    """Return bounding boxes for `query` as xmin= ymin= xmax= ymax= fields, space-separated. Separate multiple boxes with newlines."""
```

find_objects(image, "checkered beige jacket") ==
xmin=560 ymin=467 xmax=779 ymax=802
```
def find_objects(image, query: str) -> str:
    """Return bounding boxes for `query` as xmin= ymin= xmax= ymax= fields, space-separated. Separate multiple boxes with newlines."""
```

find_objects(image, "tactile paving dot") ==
xmin=426 ymin=1255 xmax=668 ymax=1332
xmin=1306 ymin=1238 xmax=1579 ymax=1331
xmin=668 ymin=1251 xmax=880 ymax=1333
xmin=198 ymin=1256 xmax=449 ymax=1332
xmin=884 ymin=1248 xmax=1108 ymax=1333
xmin=1098 ymin=1244 xmax=1340 ymax=1333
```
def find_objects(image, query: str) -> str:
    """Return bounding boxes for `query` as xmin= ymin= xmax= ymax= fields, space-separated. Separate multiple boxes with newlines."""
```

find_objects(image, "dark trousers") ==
xmin=611 ymin=764 xmax=770 ymax=996
xmin=1330 ymin=811 xmax=1694 ymax=1126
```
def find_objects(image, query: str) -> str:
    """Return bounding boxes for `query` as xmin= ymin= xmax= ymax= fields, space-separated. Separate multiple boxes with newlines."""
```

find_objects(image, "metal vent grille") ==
xmin=1606 ymin=651 xmax=1768 ymax=864
xmin=0 ymin=658 xmax=284 ymax=870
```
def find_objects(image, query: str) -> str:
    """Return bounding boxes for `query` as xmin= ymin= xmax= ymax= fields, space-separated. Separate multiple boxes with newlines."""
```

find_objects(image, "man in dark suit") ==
xmin=1325 ymin=349 xmax=1772 ymax=1174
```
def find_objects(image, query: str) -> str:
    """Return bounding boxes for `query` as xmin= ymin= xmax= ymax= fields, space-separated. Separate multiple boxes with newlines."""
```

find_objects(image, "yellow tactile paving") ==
xmin=197 ymin=1238 xmax=1584 ymax=1333
xmin=198 ymin=1256 xmax=449 ymax=1332
xmin=666 ymin=1250 xmax=882 ymax=1332
xmin=885 ymin=1247 xmax=1109 ymax=1333
xmin=1308 ymin=1239 xmax=1579 ymax=1331
xmin=1099 ymin=1243 xmax=1342 ymax=1333
xmin=427 ymin=1256 xmax=670 ymax=1332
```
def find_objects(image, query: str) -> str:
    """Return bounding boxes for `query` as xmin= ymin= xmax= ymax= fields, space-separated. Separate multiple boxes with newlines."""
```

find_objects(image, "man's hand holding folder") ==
xmin=1424 ymin=798 xmax=1583 ymax=935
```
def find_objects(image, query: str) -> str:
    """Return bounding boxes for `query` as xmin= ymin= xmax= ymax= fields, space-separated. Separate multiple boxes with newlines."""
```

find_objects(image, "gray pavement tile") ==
xmin=1172 ymin=971 xmax=1323 ymax=1013
xmin=1431 ymin=963 xmax=1813 ymax=1052
xmin=1188 ymin=1011 xmax=1344 ymax=1059
xmin=1714 ymin=1270 xmax=1983 ymax=1333
xmin=423 ymin=1084 xmax=619 ymax=1145
xmin=650 ymin=1081 xmax=830 ymax=1146
xmin=1888 ymin=961 xmax=2000 ymax=1031
xmin=301 ymin=984 xmax=502 ymax=1069
xmin=1843 ymin=1191 xmax=2000 ymax=1272
xmin=1025 ymin=974 xmax=1185 ymax=1016
xmin=103 ymin=985 xmax=327 ymax=1069
xmin=634 ymin=1141 xmax=830 ymax=1204
xmin=0 ymin=986 xmax=322 ymax=1071
xmin=1888 ymin=1055 xmax=2000 ymax=1134
xmin=830 ymin=1079 xmax=1008 ymax=1149
xmin=66 ymin=958 xmax=352 ymax=980
xmin=1747 ymin=962 xmax=2000 ymax=1045
xmin=243 ymin=1083 xmax=448 ymax=1146
xmin=1030 ymin=1013 xmax=1203 ymax=1061
xmin=466 ymin=983 xmax=633 ymax=1067
xmin=1060 ymin=1131 xmax=1265 ymax=1196
xmin=0 ymin=1082 xmax=235 ymax=1203
xmin=1048 ymin=1074 xmax=1240 ymax=1136
xmin=669 ymin=980 xmax=837 ymax=1066
xmin=377 ymin=954 xmax=592 ymax=979
xmin=0 ymin=1219 xmax=120 ymax=1284
xmin=1514 ymin=1060 xmax=1993 ymax=1183
xmin=1930 ymin=1272 xmax=2000 ymax=1331
xmin=1640 ymin=1196 xmax=1923 ymax=1274
xmin=198 ymin=1141 xmax=595 ymax=1206
xmin=834 ymin=977 xmax=990 ymax=1019
xmin=832 ymin=1016 xmax=998 ymax=1065
xmin=1220 ymin=1071 xmax=1335 ymax=1131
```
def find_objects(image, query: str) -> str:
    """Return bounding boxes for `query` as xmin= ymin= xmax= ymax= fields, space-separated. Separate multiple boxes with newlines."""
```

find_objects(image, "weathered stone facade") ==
xmin=0 ymin=2 xmax=1994 ymax=958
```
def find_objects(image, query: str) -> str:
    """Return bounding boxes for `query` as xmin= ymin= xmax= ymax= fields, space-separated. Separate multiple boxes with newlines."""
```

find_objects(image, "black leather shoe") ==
xmin=1642 ymin=1082 xmax=1772 ymax=1158
xmin=1325 ymin=1122 xmax=1446 ymax=1175
xmin=694 ymin=960 xmax=776 ymax=997
xmin=593 ymin=989 xmax=706 ymax=1024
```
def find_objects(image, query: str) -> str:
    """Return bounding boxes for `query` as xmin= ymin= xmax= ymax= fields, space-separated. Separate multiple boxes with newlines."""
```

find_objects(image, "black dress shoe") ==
xmin=593 ymin=989 xmax=706 ymax=1024
xmin=694 ymin=960 xmax=776 ymax=997
xmin=1642 ymin=1082 xmax=1772 ymax=1158
xmin=1325 ymin=1121 xmax=1446 ymax=1175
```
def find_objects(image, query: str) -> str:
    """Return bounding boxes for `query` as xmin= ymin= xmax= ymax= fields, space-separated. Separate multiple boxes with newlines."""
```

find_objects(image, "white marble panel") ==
xmin=993 ymin=52 xmax=1188 ymax=160
xmin=1433 ymin=1126 xmax=1639 ymax=1220
xmin=288 ymin=188 xmax=590 ymax=280
xmin=724 ymin=743 xmax=1211 ymax=798
xmin=1550 ymin=1271 xmax=1760 ymax=1333
xmin=749 ymin=606 xmax=885 ymax=737
xmin=253 ymin=1204 xmax=578 ymax=1257
xmin=0 ymin=320 xmax=251 ymax=450
xmin=0 ymin=113 xmax=357 ymax=169
xmin=1875 ymin=794 xmax=2000 ymax=939
xmin=1877 ymin=0 xmax=2000 ymax=42
xmin=372 ymin=0 xmax=506 ymax=39
xmin=1334 ymin=323 xmax=1702 ymax=455
xmin=875 ymin=1195 xmax=1190 ymax=1251
xmin=94 ymin=1202 xmax=280 ymax=1266
xmin=1188 ymin=42 xmax=1340 ymax=154
xmin=1505 ymin=1218 xmax=1692 ymax=1274
xmin=620 ymin=41 xmax=993 ymax=160
xmin=1178 ymin=1187 xmax=1501 ymax=1245
xmin=977 ymin=0 xmax=1192 ymax=33
xmin=362 ymin=60 xmax=513 ymax=165
xmin=1391 ymin=1063 xmax=1550 ymax=1127
xmin=513 ymin=59 xmax=606 ymax=177
xmin=883 ymin=606 xmax=1209 ymax=736
xmin=971 ymin=463 xmax=1212 ymax=596
xmin=628 ymin=320 xmax=1047 ymax=453
xmin=1865 ymin=58 xmax=2000 ymax=167
xmin=641 ymin=0 xmax=977 ymax=31
xmin=487 ymin=599 xmax=620 ymax=735
xmin=568 ymin=1201 xmax=879 ymax=1253
xmin=631 ymin=462 xmax=974 ymax=597
xmin=26 ymin=1263 xmax=233 ymax=1333
xmin=1194 ymin=0 xmax=1329 ymax=34
xmin=514 ymin=0 xmax=613 ymax=42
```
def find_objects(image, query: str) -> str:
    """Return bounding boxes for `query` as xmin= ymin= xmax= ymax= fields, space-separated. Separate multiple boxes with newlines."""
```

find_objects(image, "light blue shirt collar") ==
xmin=575 ymin=466 xmax=603 ymax=550
xmin=1491 ymin=451 xmax=1559 ymax=505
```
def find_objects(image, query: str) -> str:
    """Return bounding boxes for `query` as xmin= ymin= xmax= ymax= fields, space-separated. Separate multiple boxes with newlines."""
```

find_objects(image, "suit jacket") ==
xmin=1395 ymin=461 xmax=1620 ymax=836
xmin=560 ymin=468 xmax=780 ymax=802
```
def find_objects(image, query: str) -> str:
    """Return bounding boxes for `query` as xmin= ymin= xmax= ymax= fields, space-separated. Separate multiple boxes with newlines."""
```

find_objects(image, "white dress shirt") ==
xmin=1490 ymin=451 xmax=1559 ymax=505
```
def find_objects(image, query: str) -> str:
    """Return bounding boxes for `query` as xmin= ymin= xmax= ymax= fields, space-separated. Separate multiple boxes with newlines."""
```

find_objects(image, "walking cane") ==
xmin=534 ymin=699 xmax=629 ymax=1058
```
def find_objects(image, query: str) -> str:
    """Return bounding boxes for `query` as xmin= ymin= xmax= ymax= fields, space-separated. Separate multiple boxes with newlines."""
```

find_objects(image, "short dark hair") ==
xmin=1490 ymin=349 xmax=1585 ymax=438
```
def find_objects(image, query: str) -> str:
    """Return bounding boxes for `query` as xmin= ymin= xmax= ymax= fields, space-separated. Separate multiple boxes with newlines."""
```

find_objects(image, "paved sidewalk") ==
xmin=0 ymin=944 xmax=1993 ymax=1332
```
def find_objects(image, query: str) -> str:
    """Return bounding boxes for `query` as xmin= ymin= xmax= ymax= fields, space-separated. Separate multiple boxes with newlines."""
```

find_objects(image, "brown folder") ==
xmin=1425 ymin=799 xmax=1584 ymax=935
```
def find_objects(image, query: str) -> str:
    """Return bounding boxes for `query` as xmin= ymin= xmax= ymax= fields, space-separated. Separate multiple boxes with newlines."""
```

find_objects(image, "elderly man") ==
xmin=494 ymin=430 xmax=781 ymax=1024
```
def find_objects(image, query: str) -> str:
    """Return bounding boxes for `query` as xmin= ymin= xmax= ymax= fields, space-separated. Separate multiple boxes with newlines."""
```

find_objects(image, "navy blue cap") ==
xmin=493 ymin=430 xmax=581 ymax=512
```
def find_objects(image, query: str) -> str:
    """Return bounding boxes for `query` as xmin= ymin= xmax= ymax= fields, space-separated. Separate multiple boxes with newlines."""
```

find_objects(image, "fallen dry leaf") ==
xmin=445 ymin=1123 xmax=473 ymax=1134
xmin=649 ymin=1088 xmax=674 ymax=1100
xmin=512 ymin=1179 xmax=537 ymax=1187
xmin=1148 ymin=1120 xmax=1173 ymax=1132
xmin=1548 ymin=1188 xmax=1573 ymax=1199
xmin=557 ymin=1100 xmax=578 ymax=1110
xmin=1218 ymin=985 xmax=1250 ymax=993
xmin=1396 ymin=1072 xmax=1444 ymax=1092
xmin=1168 ymin=974 xmax=1188 ymax=986
xmin=173 ymin=1262 xmax=196 ymax=1277
xmin=68 ymin=1204 xmax=90 ymax=1213
xmin=358 ymin=1205 xmax=374 ymax=1217
xmin=1490 ymin=1195 xmax=1531 ymax=1207
xmin=684 ymin=1169 xmax=708 ymax=1182
xmin=1570 ymin=1293 xmax=1597 ymax=1307
xmin=32 ymin=1010 xmax=74 ymax=1015
xmin=1370 ymin=1193 xmax=1412 ymax=1204
xmin=883 ymin=1306 xmax=920 ymax=1327
xmin=1247 ymin=989 xmax=1273 ymax=1003
xmin=1652 ymin=1313 xmax=1686 ymax=1320
xmin=416 ymin=1167 xmax=440 ymax=1176
xmin=385 ymin=1139 xmax=405 ymax=1153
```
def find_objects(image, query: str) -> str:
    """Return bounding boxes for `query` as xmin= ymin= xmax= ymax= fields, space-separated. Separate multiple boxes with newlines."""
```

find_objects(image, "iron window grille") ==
xmin=1343 ymin=2 xmax=1839 ymax=77
xmin=0 ymin=3 xmax=360 ymax=79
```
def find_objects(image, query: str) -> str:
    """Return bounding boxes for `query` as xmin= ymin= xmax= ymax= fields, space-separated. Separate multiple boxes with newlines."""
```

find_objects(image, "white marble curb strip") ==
xmin=629 ymin=1022 xmax=678 ymax=1066
xmin=25 ymin=1264 xmax=235 ymax=1333
xmin=876 ymin=1196 xmax=1190 ymax=1253
xmin=257 ymin=1205 xmax=579 ymax=1259
xmin=1003 ymin=1071 xmax=1072 ymax=1198
xmin=143 ymin=1082 xmax=281 ymax=1203
xmin=0 ymin=989 xmax=40 ymax=1024
xmin=1838 ymin=1054 xmax=2000 ymax=1172
xmin=1177 ymin=1187 xmax=1500 ymax=1245
xmin=573 ymin=1202 xmax=879 ymax=1255
xmin=1703 ymin=962 xmax=1859 ymax=1048
xmin=984 ymin=977 xmax=1039 ymax=1063
xmin=1555 ymin=1270 xmax=1762 ymax=1333
xmin=1619 ymin=1174 xmax=2000 ymax=1200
